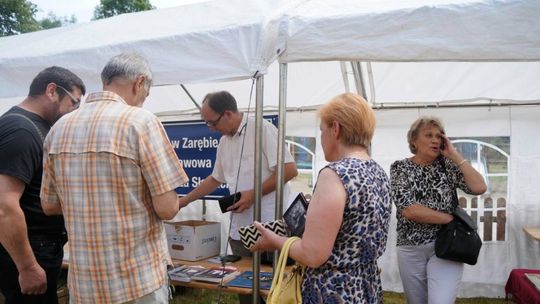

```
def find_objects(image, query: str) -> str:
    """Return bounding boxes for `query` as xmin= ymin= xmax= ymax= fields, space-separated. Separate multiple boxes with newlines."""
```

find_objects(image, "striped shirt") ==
xmin=41 ymin=91 xmax=188 ymax=304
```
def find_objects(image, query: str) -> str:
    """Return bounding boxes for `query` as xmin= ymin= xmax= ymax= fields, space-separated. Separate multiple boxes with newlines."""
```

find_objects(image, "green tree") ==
xmin=0 ymin=0 xmax=40 ymax=36
xmin=93 ymin=0 xmax=154 ymax=20
xmin=39 ymin=12 xmax=76 ymax=30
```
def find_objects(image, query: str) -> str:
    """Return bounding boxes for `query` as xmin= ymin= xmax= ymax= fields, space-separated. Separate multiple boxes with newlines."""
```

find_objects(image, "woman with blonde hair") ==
xmin=252 ymin=93 xmax=392 ymax=303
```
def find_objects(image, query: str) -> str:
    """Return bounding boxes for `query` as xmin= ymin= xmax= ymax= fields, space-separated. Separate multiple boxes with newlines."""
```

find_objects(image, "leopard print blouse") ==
xmin=390 ymin=157 xmax=472 ymax=246
xmin=302 ymin=158 xmax=391 ymax=304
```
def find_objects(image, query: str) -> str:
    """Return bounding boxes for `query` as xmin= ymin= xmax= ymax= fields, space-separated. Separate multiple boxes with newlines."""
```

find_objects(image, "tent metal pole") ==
xmin=252 ymin=74 xmax=264 ymax=304
xmin=351 ymin=61 xmax=367 ymax=99
xmin=351 ymin=61 xmax=372 ymax=154
xmin=180 ymin=84 xmax=201 ymax=111
xmin=366 ymin=62 xmax=376 ymax=103
xmin=340 ymin=62 xmax=351 ymax=92
xmin=273 ymin=63 xmax=288 ymax=268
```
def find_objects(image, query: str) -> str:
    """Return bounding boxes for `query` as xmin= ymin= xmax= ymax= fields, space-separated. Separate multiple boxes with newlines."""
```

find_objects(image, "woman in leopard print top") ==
xmin=390 ymin=116 xmax=486 ymax=304
xmin=252 ymin=93 xmax=392 ymax=303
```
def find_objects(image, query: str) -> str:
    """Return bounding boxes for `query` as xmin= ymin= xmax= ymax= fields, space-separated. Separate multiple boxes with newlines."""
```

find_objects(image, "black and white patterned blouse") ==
xmin=390 ymin=157 xmax=472 ymax=246
xmin=302 ymin=158 xmax=391 ymax=304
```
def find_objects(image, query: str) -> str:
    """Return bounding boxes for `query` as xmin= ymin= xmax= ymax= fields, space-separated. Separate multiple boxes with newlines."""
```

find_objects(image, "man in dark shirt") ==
xmin=0 ymin=67 xmax=85 ymax=304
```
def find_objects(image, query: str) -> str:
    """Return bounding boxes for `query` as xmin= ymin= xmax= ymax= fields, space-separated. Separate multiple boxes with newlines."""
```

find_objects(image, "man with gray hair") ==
xmin=40 ymin=53 xmax=188 ymax=303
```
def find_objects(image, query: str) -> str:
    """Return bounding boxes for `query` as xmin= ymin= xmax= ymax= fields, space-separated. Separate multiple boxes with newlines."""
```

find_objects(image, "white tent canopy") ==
xmin=277 ymin=0 xmax=540 ymax=62
xmin=1 ymin=0 xmax=539 ymax=107
xmin=0 ymin=0 xmax=287 ymax=98
xmin=279 ymin=0 xmax=540 ymax=62
xmin=276 ymin=0 xmax=540 ymax=105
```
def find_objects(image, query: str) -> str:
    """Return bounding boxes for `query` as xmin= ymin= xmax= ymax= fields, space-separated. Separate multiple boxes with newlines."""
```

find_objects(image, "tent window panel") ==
xmin=287 ymin=136 xmax=316 ymax=170
xmin=452 ymin=137 xmax=509 ymax=243
xmin=286 ymin=137 xmax=316 ymax=194
xmin=486 ymin=153 xmax=509 ymax=174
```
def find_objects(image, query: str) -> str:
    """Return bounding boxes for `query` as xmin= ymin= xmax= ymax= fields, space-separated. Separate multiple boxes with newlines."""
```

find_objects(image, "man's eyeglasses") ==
xmin=56 ymin=84 xmax=81 ymax=108
xmin=205 ymin=112 xmax=224 ymax=127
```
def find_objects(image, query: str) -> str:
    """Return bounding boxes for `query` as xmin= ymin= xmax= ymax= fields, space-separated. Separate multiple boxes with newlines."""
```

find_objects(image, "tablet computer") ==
xmin=283 ymin=192 xmax=308 ymax=237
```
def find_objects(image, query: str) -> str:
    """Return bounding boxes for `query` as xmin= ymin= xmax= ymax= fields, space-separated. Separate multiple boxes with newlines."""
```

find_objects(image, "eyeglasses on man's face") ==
xmin=205 ymin=112 xmax=224 ymax=127
xmin=56 ymin=84 xmax=81 ymax=108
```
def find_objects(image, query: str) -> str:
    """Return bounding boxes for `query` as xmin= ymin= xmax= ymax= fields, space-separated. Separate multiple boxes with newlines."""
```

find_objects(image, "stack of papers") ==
xmin=191 ymin=267 xmax=239 ymax=283
xmin=168 ymin=265 xmax=239 ymax=284
xmin=168 ymin=265 xmax=206 ymax=283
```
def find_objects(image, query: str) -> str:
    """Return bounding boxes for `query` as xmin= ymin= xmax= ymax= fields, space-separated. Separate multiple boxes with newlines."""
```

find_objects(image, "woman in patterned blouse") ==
xmin=390 ymin=116 xmax=486 ymax=304
xmin=251 ymin=93 xmax=392 ymax=303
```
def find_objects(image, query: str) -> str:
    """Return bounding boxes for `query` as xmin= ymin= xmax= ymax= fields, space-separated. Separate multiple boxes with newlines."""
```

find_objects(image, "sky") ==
xmin=31 ymin=0 xmax=200 ymax=23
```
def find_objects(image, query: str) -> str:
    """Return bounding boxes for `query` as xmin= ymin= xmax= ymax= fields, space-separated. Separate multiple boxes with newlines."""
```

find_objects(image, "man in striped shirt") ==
xmin=40 ymin=53 xmax=188 ymax=304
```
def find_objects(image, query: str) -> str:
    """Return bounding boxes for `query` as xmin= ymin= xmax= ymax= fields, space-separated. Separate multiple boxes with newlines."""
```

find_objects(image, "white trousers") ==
xmin=397 ymin=242 xmax=464 ymax=304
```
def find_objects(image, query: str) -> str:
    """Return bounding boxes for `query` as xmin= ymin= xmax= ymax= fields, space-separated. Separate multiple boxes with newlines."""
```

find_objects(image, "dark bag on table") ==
xmin=435 ymin=193 xmax=482 ymax=265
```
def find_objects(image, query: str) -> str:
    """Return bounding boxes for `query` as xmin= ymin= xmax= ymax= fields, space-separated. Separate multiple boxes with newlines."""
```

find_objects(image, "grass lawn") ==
xmin=170 ymin=288 xmax=507 ymax=304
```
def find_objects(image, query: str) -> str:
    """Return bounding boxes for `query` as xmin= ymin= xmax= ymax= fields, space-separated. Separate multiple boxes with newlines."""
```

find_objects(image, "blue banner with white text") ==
xmin=163 ymin=115 xmax=278 ymax=200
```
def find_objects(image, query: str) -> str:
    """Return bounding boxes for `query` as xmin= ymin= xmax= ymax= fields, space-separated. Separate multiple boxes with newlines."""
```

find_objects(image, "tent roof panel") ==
xmin=0 ymin=0 xmax=285 ymax=98
xmin=279 ymin=0 xmax=540 ymax=62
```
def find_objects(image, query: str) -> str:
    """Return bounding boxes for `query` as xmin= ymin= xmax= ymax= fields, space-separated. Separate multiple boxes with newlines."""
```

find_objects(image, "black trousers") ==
xmin=0 ymin=234 xmax=66 ymax=304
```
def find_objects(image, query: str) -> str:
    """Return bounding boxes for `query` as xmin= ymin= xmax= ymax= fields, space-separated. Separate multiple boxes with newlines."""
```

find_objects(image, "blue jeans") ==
xmin=0 ymin=233 xmax=67 ymax=304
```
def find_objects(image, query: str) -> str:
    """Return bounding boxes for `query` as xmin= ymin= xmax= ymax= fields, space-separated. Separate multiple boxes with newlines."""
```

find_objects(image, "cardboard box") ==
xmin=165 ymin=220 xmax=220 ymax=261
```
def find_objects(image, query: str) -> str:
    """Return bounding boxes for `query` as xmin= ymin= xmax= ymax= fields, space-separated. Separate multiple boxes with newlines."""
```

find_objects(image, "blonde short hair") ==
xmin=318 ymin=93 xmax=376 ymax=148
xmin=407 ymin=116 xmax=446 ymax=154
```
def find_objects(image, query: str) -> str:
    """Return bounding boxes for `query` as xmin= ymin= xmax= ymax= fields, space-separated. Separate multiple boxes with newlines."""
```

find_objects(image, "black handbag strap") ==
xmin=439 ymin=157 xmax=478 ymax=230
xmin=453 ymin=207 xmax=478 ymax=230
xmin=438 ymin=157 xmax=458 ymax=208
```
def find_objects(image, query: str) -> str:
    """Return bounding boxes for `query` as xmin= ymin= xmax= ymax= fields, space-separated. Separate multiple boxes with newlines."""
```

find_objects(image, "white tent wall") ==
xmin=4 ymin=59 xmax=539 ymax=115
xmin=506 ymin=105 xmax=540 ymax=272
xmin=0 ymin=97 xmax=20 ymax=115
xmin=145 ymin=61 xmax=346 ymax=115
xmin=363 ymin=62 xmax=540 ymax=104
xmin=0 ymin=61 xmax=344 ymax=116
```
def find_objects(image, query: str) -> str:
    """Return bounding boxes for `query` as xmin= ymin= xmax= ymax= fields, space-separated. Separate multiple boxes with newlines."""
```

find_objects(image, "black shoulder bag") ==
xmin=435 ymin=160 xmax=483 ymax=265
